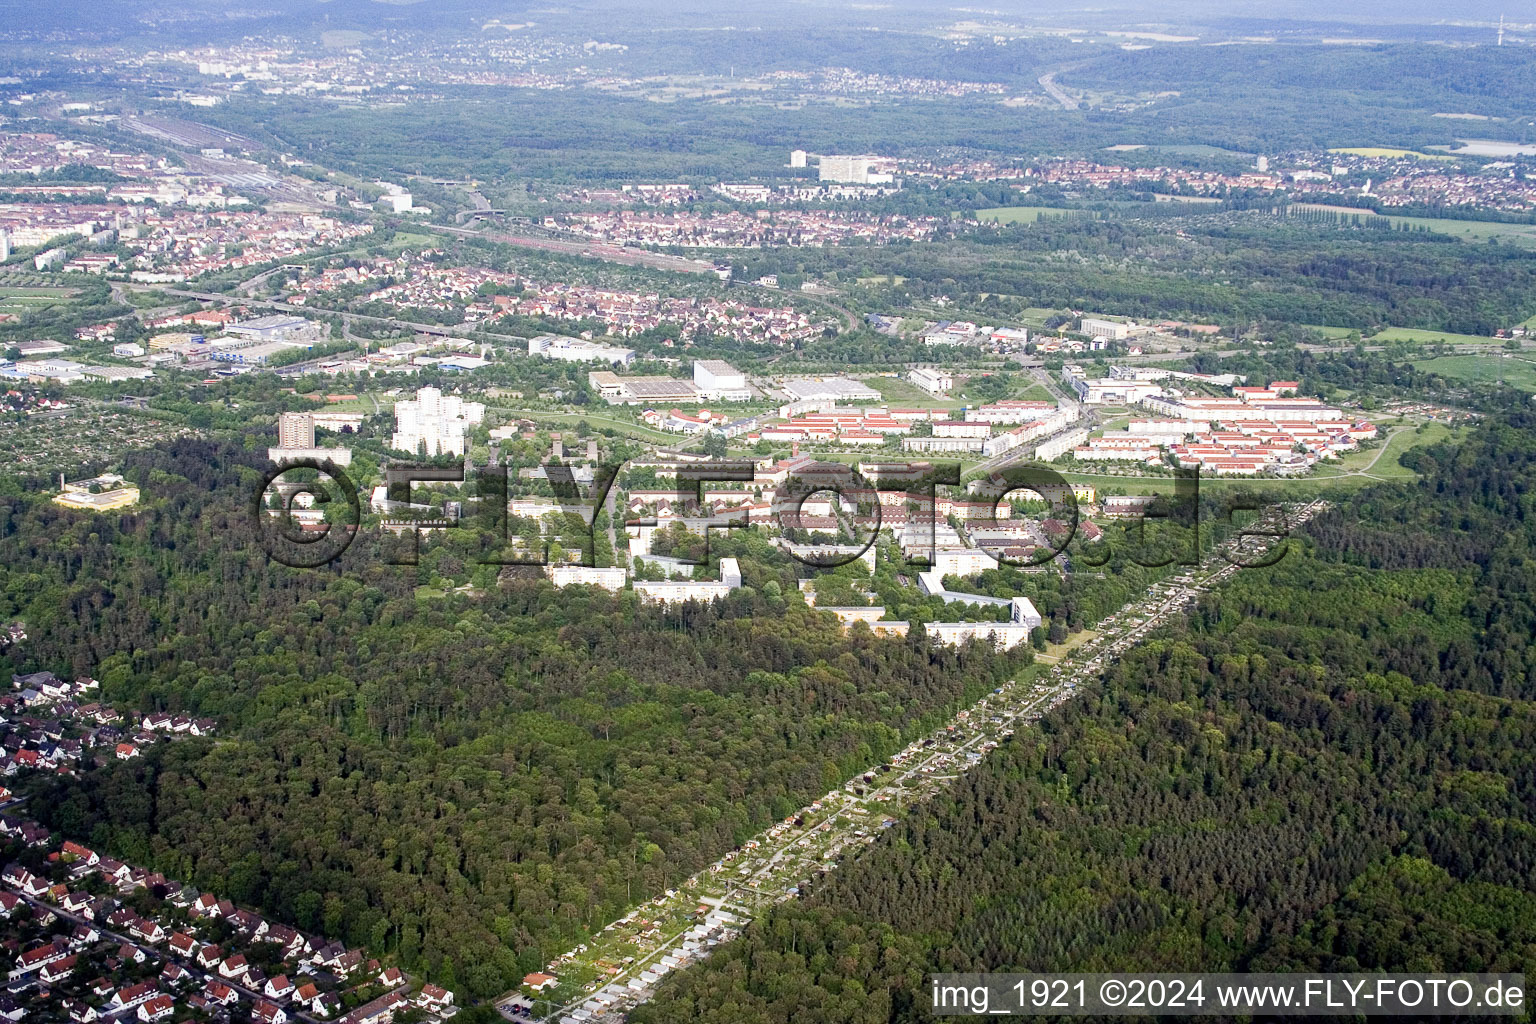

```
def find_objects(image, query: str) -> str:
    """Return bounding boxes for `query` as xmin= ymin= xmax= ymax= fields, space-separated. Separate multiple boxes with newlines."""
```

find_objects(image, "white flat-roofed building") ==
xmin=931 ymin=547 xmax=997 ymax=577
xmin=1010 ymin=596 xmax=1041 ymax=630
xmin=818 ymin=155 xmax=891 ymax=184
xmin=720 ymin=557 xmax=741 ymax=587
xmin=1079 ymin=317 xmax=1135 ymax=340
xmin=908 ymin=366 xmax=953 ymax=397
xmin=278 ymin=412 xmax=315 ymax=449
xmin=779 ymin=377 xmax=882 ymax=402
xmin=530 ymin=334 xmax=635 ymax=366
xmin=15 ymin=358 xmax=84 ymax=383
xmin=1073 ymin=378 xmax=1163 ymax=405
xmin=225 ymin=315 xmax=328 ymax=345
xmin=927 ymin=621 xmax=1034 ymax=651
xmin=1126 ymin=419 xmax=1195 ymax=438
xmin=966 ymin=400 xmax=1057 ymax=424
xmin=548 ymin=566 xmax=628 ymax=591
xmin=267 ymin=446 xmax=353 ymax=467
xmin=902 ymin=435 xmax=983 ymax=453
xmin=932 ymin=421 xmax=991 ymax=439
xmin=693 ymin=359 xmax=750 ymax=401
xmin=81 ymin=365 xmax=153 ymax=381
xmin=634 ymin=557 xmax=740 ymax=605
xmin=1034 ymin=427 xmax=1091 ymax=461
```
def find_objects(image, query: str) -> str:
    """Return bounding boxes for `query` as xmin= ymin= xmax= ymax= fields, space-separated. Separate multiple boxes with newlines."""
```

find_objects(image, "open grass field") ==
xmin=1408 ymin=353 xmax=1536 ymax=392
xmin=863 ymin=376 xmax=961 ymax=407
xmin=0 ymin=286 xmax=77 ymax=297
xmin=499 ymin=408 xmax=680 ymax=443
xmin=975 ymin=206 xmax=1092 ymax=225
xmin=1327 ymin=146 xmax=1454 ymax=161
xmin=1033 ymin=628 xmax=1099 ymax=665
xmin=1302 ymin=324 xmax=1360 ymax=340
xmin=1292 ymin=204 xmax=1536 ymax=247
xmin=0 ymin=284 xmax=76 ymax=315
xmin=1385 ymin=214 xmax=1536 ymax=246
xmin=0 ymin=295 xmax=58 ymax=311
xmin=1370 ymin=326 xmax=1501 ymax=347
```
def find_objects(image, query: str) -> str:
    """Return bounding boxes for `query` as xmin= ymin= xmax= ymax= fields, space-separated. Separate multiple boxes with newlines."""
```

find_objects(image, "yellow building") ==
xmin=54 ymin=475 xmax=141 ymax=512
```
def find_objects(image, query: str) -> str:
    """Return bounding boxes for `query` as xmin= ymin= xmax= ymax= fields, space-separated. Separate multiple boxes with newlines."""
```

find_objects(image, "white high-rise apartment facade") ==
xmin=391 ymin=386 xmax=486 ymax=457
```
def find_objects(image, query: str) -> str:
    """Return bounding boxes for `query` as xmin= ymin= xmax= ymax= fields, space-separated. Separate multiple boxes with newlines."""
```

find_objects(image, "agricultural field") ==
xmin=1369 ymin=326 xmax=1503 ymax=347
xmin=1326 ymin=146 xmax=1454 ymax=161
xmin=1383 ymin=214 xmax=1536 ymax=246
xmin=1293 ymin=205 xmax=1536 ymax=246
xmin=1408 ymin=352 xmax=1536 ymax=392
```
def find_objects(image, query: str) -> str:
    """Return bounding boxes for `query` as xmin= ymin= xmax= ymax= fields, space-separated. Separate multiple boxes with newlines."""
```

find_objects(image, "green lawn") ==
xmin=1368 ymin=422 xmax=1457 ymax=478
xmin=862 ymin=376 xmax=961 ymax=407
xmin=1387 ymin=215 xmax=1536 ymax=246
xmin=497 ymin=408 xmax=680 ymax=442
xmin=0 ymin=286 xmax=77 ymax=297
xmin=1370 ymin=327 xmax=1500 ymax=347
xmin=1302 ymin=324 xmax=1360 ymax=340
xmin=0 ymin=286 xmax=73 ymax=313
xmin=1408 ymin=353 xmax=1536 ymax=392
xmin=1294 ymin=205 xmax=1536 ymax=247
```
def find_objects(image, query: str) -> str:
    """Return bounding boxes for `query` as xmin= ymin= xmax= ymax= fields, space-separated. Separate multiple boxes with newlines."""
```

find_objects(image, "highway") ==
xmin=438 ymin=223 xmax=722 ymax=276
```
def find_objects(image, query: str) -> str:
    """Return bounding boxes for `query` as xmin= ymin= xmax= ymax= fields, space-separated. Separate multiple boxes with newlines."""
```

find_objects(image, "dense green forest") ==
xmin=0 ymin=439 xmax=1038 ymax=996
xmin=735 ymin=215 xmax=1536 ymax=336
xmin=631 ymin=410 xmax=1536 ymax=1023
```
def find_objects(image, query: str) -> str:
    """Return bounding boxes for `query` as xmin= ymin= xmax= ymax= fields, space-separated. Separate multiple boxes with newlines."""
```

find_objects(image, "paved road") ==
xmin=1038 ymin=71 xmax=1078 ymax=110
xmin=438 ymin=224 xmax=720 ymax=276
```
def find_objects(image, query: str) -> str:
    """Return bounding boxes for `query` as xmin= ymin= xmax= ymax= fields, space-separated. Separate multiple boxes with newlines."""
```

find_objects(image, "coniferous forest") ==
xmin=0 ymin=441 xmax=1030 ymax=997
xmin=630 ymin=410 xmax=1536 ymax=1023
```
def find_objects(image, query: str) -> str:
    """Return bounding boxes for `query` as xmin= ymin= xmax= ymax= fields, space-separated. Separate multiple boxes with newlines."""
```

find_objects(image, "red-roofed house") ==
xmin=136 ymin=995 xmax=175 ymax=1022
xmin=418 ymin=983 xmax=453 ymax=1009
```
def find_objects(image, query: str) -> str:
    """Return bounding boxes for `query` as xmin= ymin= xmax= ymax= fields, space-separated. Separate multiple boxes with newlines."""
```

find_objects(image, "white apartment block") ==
xmin=391 ymin=386 xmax=485 ymax=457
xmin=634 ymin=557 xmax=742 ymax=605
xmin=548 ymin=566 xmax=629 ymax=591
xmin=528 ymin=334 xmax=635 ymax=366
xmin=1035 ymin=427 xmax=1091 ymax=461
xmin=908 ymin=367 xmax=954 ymax=397
xmin=1079 ymin=317 xmax=1135 ymax=340
xmin=927 ymin=621 xmax=1033 ymax=651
